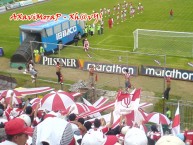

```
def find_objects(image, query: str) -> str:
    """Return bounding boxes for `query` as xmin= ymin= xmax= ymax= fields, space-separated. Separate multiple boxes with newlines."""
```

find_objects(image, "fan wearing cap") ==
xmin=0 ymin=118 xmax=33 ymax=145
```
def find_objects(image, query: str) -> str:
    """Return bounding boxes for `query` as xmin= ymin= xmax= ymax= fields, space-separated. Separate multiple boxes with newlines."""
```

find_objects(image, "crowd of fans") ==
xmin=0 ymin=90 xmax=190 ymax=145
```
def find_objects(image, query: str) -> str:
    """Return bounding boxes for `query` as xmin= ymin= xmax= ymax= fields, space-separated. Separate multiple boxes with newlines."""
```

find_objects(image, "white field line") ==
xmin=37 ymin=78 xmax=71 ymax=86
xmin=0 ymin=36 xmax=19 ymax=38
xmin=0 ymin=40 xmax=18 ymax=43
xmin=92 ymin=43 xmax=132 ymax=49
xmin=96 ymin=35 xmax=112 ymax=45
xmin=110 ymin=35 xmax=133 ymax=38
xmin=94 ymin=34 xmax=132 ymax=48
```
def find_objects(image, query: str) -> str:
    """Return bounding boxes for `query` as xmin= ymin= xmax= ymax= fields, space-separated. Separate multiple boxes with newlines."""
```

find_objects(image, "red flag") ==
xmin=116 ymin=91 xmax=131 ymax=102
xmin=131 ymin=89 xmax=141 ymax=101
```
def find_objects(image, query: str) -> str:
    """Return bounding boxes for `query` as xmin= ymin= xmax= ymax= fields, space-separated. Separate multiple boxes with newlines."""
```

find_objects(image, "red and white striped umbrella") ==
xmin=0 ymin=87 xmax=53 ymax=100
xmin=69 ymin=102 xmax=91 ymax=115
xmin=18 ymin=87 xmax=54 ymax=96
xmin=146 ymin=112 xmax=170 ymax=125
xmin=41 ymin=90 xmax=75 ymax=111
xmin=125 ymin=108 xmax=147 ymax=127
xmin=70 ymin=92 xmax=82 ymax=98
xmin=0 ymin=90 xmax=22 ymax=105
xmin=0 ymin=89 xmax=22 ymax=98
xmin=30 ymin=98 xmax=41 ymax=110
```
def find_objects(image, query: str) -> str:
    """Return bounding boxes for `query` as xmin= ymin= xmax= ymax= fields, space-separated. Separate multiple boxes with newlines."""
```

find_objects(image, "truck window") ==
xmin=41 ymin=29 xmax=47 ymax=37
xmin=70 ymin=20 xmax=76 ymax=27
xmin=46 ymin=28 xmax=53 ymax=37
xmin=54 ymin=24 xmax=61 ymax=34
xmin=62 ymin=21 xmax=68 ymax=30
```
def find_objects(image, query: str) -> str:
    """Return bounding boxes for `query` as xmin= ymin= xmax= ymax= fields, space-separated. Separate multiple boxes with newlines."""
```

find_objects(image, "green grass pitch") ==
xmin=0 ymin=0 xmax=193 ymax=69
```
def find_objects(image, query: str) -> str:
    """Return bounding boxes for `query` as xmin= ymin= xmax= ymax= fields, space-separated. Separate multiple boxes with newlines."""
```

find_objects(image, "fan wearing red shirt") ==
xmin=108 ymin=18 xmax=113 ymax=28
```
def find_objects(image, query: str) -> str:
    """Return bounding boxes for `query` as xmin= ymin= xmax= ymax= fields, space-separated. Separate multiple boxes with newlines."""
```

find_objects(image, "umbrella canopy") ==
xmin=41 ymin=90 xmax=75 ymax=111
xmin=29 ymin=98 xmax=41 ymax=110
xmin=146 ymin=112 xmax=170 ymax=125
xmin=0 ymin=90 xmax=22 ymax=105
xmin=15 ymin=87 xmax=54 ymax=98
xmin=0 ymin=89 xmax=22 ymax=98
xmin=156 ymin=135 xmax=185 ymax=145
xmin=0 ymin=87 xmax=53 ymax=99
xmin=69 ymin=92 xmax=82 ymax=97
xmin=69 ymin=102 xmax=91 ymax=115
xmin=125 ymin=108 xmax=147 ymax=127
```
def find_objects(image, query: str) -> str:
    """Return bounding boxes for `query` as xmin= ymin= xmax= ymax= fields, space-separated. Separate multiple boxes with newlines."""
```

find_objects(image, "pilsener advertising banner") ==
xmin=141 ymin=65 xmax=193 ymax=82
xmin=40 ymin=56 xmax=80 ymax=68
xmin=83 ymin=62 xmax=138 ymax=76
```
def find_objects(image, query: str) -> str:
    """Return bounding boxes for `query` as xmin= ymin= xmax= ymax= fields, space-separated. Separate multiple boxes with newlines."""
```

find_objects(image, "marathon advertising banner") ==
xmin=40 ymin=56 xmax=80 ymax=68
xmin=141 ymin=65 xmax=193 ymax=82
xmin=83 ymin=62 xmax=138 ymax=76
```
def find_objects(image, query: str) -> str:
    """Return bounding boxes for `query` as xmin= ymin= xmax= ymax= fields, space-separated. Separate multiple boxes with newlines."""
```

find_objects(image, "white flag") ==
xmin=172 ymin=102 xmax=180 ymax=135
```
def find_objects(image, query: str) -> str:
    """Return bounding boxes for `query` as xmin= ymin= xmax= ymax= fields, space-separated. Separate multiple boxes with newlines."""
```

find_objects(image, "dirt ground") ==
xmin=0 ymin=57 xmax=193 ymax=100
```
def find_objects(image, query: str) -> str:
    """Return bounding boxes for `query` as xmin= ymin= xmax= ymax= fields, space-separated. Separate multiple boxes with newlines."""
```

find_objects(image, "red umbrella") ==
xmin=146 ymin=112 xmax=170 ymax=125
xmin=0 ymin=90 xmax=22 ymax=105
xmin=41 ymin=90 xmax=75 ymax=111
xmin=30 ymin=98 xmax=41 ymax=110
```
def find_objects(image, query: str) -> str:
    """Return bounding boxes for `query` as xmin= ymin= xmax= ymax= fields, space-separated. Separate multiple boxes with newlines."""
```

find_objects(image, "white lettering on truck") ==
xmin=56 ymin=26 xmax=77 ymax=40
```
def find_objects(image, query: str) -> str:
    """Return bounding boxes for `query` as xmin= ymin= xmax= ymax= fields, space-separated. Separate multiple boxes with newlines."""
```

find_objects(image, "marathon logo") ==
xmin=141 ymin=65 xmax=193 ymax=81
xmin=41 ymin=56 xmax=79 ymax=68
xmin=56 ymin=26 xmax=77 ymax=40
xmin=83 ymin=62 xmax=138 ymax=76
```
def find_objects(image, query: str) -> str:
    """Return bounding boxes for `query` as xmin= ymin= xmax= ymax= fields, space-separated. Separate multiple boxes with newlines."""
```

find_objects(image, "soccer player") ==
xmin=121 ymin=11 xmax=124 ymax=22
xmin=137 ymin=4 xmax=140 ymax=14
xmin=111 ymin=17 xmax=114 ymax=27
xmin=129 ymin=2 xmax=133 ymax=11
xmin=103 ymin=8 xmax=107 ymax=17
xmin=117 ymin=4 xmax=120 ymax=13
xmin=130 ymin=8 xmax=135 ymax=18
xmin=140 ymin=4 xmax=144 ymax=13
xmin=83 ymin=38 xmax=89 ymax=52
xmin=170 ymin=9 xmax=173 ymax=19
xmin=123 ymin=9 xmax=127 ymax=21
xmin=100 ymin=8 xmax=103 ymax=16
xmin=107 ymin=8 xmax=111 ymax=17
xmin=116 ymin=11 xmax=120 ymax=24
xmin=108 ymin=18 xmax=113 ymax=28
xmin=113 ymin=6 xmax=116 ymax=15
